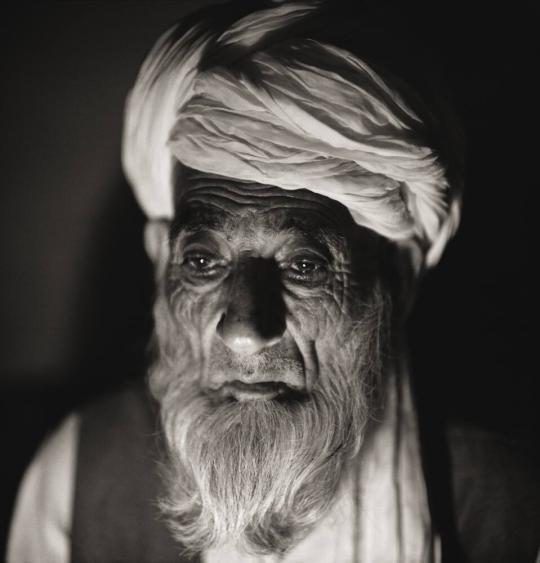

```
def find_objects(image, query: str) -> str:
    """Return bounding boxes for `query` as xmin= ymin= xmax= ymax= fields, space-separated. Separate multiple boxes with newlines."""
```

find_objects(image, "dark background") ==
xmin=1 ymin=0 xmax=537 ymax=556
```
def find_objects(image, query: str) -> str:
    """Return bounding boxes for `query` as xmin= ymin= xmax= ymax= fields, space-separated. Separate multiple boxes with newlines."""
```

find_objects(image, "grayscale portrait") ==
xmin=2 ymin=1 xmax=538 ymax=562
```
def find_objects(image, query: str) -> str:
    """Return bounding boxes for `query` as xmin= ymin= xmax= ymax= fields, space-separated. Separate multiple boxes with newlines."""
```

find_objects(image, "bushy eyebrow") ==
xmin=279 ymin=215 xmax=346 ymax=255
xmin=170 ymin=208 xmax=228 ymax=238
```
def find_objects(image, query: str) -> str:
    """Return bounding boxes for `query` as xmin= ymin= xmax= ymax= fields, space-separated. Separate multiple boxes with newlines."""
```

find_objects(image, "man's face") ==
xmin=149 ymin=169 xmax=389 ymax=554
xmin=164 ymin=169 xmax=381 ymax=397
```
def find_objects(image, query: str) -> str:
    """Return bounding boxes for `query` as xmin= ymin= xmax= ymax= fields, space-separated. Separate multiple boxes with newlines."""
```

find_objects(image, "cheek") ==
xmin=166 ymin=279 xmax=226 ymax=348
xmin=283 ymin=276 xmax=352 ymax=341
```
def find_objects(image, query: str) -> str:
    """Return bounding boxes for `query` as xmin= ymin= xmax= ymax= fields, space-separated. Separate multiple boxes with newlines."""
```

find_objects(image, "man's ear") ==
xmin=144 ymin=220 xmax=170 ymax=281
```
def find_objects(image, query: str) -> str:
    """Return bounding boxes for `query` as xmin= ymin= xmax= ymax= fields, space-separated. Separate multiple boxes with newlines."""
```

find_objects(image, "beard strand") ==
xmin=148 ymin=283 xmax=389 ymax=555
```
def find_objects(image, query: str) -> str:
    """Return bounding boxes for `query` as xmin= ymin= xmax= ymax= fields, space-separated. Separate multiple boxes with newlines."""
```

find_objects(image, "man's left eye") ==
xmin=285 ymin=257 xmax=327 ymax=283
xmin=291 ymin=259 xmax=319 ymax=274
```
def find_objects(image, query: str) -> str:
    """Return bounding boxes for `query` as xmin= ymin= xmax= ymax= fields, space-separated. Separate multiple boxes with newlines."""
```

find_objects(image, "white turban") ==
xmin=122 ymin=0 xmax=462 ymax=271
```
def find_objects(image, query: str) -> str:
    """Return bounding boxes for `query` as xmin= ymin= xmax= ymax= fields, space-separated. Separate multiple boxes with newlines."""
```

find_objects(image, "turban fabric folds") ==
xmin=122 ymin=0 xmax=462 ymax=271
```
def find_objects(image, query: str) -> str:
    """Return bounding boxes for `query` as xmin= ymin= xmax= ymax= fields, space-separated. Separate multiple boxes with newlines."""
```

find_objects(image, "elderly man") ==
xmin=8 ymin=1 xmax=537 ymax=562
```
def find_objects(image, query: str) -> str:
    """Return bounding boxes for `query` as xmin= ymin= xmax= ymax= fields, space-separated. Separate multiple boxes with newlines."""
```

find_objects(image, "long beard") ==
xmin=148 ymin=284 xmax=389 ymax=555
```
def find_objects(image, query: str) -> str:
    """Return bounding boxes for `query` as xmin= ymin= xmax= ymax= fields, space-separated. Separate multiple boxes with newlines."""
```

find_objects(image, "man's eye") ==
xmin=285 ymin=257 xmax=327 ymax=283
xmin=185 ymin=255 xmax=214 ymax=269
xmin=291 ymin=259 xmax=319 ymax=275
xmin=182 ymin=254 xmax=225 ymax=277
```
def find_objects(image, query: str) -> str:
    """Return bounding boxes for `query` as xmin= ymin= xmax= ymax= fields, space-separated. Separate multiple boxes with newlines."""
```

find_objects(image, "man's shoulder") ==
xmin=7 ymin=413 xmax=79 ymax=563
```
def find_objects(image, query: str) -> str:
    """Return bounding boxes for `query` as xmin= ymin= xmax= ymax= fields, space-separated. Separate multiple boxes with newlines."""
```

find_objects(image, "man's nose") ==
xmin=217 ymin=257 xmax=286 ymax=354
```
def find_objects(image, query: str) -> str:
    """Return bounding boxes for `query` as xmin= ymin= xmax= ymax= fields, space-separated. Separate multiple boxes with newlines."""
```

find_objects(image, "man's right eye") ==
xmin=182 ymin=253 xmax=226 ymax=278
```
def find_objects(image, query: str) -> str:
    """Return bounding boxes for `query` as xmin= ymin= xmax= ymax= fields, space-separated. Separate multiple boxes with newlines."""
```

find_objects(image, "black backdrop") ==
xmin=1 ymin=0 xmax=538 ymax=555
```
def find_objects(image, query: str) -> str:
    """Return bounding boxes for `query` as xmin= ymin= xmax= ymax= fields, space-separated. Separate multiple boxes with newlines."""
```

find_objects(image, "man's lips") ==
xmin=218 ymin=380 xmax=298 ymax=401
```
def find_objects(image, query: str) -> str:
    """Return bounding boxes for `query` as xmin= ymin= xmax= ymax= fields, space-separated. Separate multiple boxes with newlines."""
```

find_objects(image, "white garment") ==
xmin=7 ymin=373 xmax=438 ymax=563
xmin=7 ymin=414 xmax=79 ymax=563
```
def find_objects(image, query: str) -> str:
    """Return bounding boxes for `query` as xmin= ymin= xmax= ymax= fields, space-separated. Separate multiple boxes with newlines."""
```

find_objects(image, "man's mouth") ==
xmin=218 ymin=380 xmax=299 ymax=401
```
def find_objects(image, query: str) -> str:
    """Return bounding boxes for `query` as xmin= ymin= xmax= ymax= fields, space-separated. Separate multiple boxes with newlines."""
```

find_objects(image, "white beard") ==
xmin=148 ymin=283 xmax=389 ymax=555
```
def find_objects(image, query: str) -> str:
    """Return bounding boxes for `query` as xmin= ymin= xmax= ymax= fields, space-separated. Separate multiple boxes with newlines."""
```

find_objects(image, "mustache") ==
xmin=218 ymin=347 xmax=303 ymax=375
xmin=202 ymin=336 xmax=306 ymax=395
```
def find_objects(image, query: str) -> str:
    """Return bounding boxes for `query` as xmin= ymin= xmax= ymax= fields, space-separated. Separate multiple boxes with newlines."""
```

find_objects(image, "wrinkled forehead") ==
xmin=172 ymin=170 xmax=362 ymax=250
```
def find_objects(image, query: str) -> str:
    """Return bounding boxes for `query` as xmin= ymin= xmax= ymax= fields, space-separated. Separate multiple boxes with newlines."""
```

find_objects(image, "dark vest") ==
xmin=71 ymin=381 xmax=197 ymax=563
